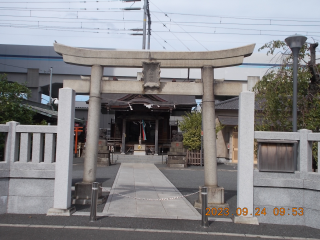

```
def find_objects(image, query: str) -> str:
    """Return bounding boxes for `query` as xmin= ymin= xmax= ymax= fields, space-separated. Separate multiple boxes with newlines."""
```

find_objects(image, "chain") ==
xmin=112 ymin=191 xmax=199 ymax=201
xmin=100 ymin=186 xmax=199 ymax=201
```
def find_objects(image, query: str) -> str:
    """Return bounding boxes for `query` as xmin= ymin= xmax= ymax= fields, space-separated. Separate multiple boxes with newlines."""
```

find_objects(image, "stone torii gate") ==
xmin=54 ymin=43 xmax=255 ymax=207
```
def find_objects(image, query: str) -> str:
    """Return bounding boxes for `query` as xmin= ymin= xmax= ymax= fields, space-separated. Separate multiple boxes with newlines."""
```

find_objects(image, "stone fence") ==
xmin=0 ymin=122 xmax=57 ymax=214
xmin=0 ymin=88 xmax=75 ymax=215
xmin=236 ymin=90 xmax=320 ymax=230
xmin=253 ymin=130 xmax=320 ymax=229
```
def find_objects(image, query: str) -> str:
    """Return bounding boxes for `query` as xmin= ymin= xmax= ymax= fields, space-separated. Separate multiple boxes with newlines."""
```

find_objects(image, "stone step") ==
xmin=111 ymin=154 xmax=167 ymax=164
xmin=167 ymin=163 xmax=187 ymax=168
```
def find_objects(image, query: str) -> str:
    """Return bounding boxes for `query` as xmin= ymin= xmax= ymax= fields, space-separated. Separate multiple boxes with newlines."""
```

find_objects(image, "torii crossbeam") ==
xmin=54 ymin=43 xmax=255 ymax=208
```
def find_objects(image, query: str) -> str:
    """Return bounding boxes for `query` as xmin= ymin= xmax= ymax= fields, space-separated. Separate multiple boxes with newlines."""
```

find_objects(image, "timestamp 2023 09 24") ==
xmin=205 ymin=207 xmax=304 ymax=217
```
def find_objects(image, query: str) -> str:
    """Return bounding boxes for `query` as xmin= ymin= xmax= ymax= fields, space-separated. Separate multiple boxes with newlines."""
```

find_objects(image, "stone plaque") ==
xmin=142 ymin=62 xmax=161 ymax=88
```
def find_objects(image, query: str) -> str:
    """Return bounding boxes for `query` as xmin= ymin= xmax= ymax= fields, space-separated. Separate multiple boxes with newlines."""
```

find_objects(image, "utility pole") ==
xmin=142 ymin=0 xmax=147 ymax=49
xmin=146 ymin=0 xmax=151 ymax=49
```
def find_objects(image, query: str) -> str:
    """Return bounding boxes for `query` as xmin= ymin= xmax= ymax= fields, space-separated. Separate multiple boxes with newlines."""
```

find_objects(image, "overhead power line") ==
xmin=0 ymin=0 xmax=122 ymax=3
xmin=153 ymin=30 xmax=320 ymax=38
xmin=0 ymin=23 xmax=129 ymax=34
xmin=0 ymin=14 xmax=142 ymax=22
xmin=0 ymin=62 xmax=51 ymax=73
xmin=151 ymin=22 xmax=320 ymax=35
xmin=150 ymin=2 xmax=208 ymax=51
xmin=151 ymin=35 xmax=166 ymax=50
xmin=2 ymin=19 xmax=319 ymax=37
xmin=150 ymin=18 xmax=320 ymax=27
xmin=1 ymin=22 xmax=319 ymax=38
xmin=0 ymin=19 xmax=142 ymax=25
xmin=152 ymin=31 xmax=176 ymax=50
xmin=0 ymin=8 xmax=142 ymax=13
xmin=2 ymin=13 xmax=320 ymax=28
xmin=151 ymin=11 xmax=320 ymax=23
xmin=151 ymin=12 xmax=190 ymax=51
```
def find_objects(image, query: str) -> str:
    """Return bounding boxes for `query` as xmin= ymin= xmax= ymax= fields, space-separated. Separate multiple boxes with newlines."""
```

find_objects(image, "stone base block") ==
xmin=0 ymin=196 xmax=8 ymax=214
xmin=98 ymin=157 xmax=110 ymax=166
xmin=98 ymin=146 xmax=109 ymax=151
xmin=98 ymin=139 xmax=107 ymax=146
xmin=8 ymin=196 xmax=54 ymax=214
xmin=168 ymin=164 xmax=185 ymax=168
xmin=168 ymin=150 xmax=186 ymax=155
xmin=233 ymin=216 xmax=259 ymax=225
xmin=47 ymin=207 xmax=76 ymax=216
xmin=194 ymin=186 xmax=229 ymax=209
xmin=194 ymin=200 xmax=229 ymax=209
xmin=73 ymin=182 xmax=105 ymax=205
xmin=72 ymin=196 xmax=107 ymax=205
xmin=167 ymin=155 xmax=186 ymax=160
xmin=171 ymin=142 xmax=183 ymax=148
xmin=167 ymin=154 xmax=187 ymax=168
xmin=134 ymin=151 xmax=146 ymax=155
xmin=98 ymin=153 xmax=109 ymax=158
xmin=168 ymin=159 xmax=185 ymax=164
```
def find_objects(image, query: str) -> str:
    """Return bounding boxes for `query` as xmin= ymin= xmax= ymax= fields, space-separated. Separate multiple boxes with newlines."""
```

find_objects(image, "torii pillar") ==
xmin=194 ymin=66 xmax=227 ymax=208
xmin=54 ymin=42 xmax=255 ymax=206
xmin=74 ymin=65 xmax=104 ymax=204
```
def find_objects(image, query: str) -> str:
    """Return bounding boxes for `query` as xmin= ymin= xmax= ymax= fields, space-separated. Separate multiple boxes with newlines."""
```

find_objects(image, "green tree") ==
xmin=179 ymin=111 xmax=202 ymax=150
xmin=178 ymin=110 xmax=224 ymax=150
xmin=254 ymin=40 xmax=320 ymax=167
xmin=0 ymin=74 xmax=35 ymax=124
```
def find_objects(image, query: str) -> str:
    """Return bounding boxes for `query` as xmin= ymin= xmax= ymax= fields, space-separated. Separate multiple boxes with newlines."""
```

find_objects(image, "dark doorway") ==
xmin=126 ymin=120 xmax=155 ymax=144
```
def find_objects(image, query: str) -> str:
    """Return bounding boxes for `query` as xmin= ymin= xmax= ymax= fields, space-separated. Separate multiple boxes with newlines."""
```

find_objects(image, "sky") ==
xmin=1 ymin=0 xmax=320 ymax=103
xmin=0 ymin=0 xmax=320 ymax=53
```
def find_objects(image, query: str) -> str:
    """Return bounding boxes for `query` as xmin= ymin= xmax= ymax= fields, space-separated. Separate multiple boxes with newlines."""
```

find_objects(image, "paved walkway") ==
xmin=102 ymin=163 xmax=201 ymax=220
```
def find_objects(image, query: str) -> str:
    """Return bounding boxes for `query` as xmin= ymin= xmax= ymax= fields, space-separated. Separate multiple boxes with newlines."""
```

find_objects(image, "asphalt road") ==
xmin=1 ymin=159 xmax=320 ymax=239
xmin=0 ymin=226 xmax=279 ymax=240
xmin=1 ymin=213 xmax=320 ymax=240
xmin=157 ymin=163 xmax=237 ymax=216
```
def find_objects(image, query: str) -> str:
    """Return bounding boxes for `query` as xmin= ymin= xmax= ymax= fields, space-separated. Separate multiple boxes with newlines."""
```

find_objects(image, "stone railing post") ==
xmin=298 ymin=129 xmax=312 ymax=173
xmin=1 ymin=123 xmax=11 ymax=214
xmin=6 ymin=121 xmax=19 ymax=162
xmin=234 ymin=90 xmax=258 ymax=225
xmin=47 ymin=87 xmax=76 ymax=216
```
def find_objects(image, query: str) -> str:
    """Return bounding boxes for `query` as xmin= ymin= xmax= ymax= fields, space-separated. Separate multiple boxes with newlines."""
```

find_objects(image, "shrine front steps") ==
xmin=112 ymin=154 xmax=166 ymax=164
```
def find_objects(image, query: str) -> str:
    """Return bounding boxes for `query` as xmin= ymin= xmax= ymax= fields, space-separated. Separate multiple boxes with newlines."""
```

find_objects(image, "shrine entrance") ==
xmin=54 ymin=42 xmax=255 ymax=208
xmin=104 ymin=93 xmax=195 ymax=154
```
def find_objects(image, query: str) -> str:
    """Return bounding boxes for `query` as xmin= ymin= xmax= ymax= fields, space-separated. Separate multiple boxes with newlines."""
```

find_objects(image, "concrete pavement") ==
xmin=102 ymin=163 xmax=201 ymax=220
